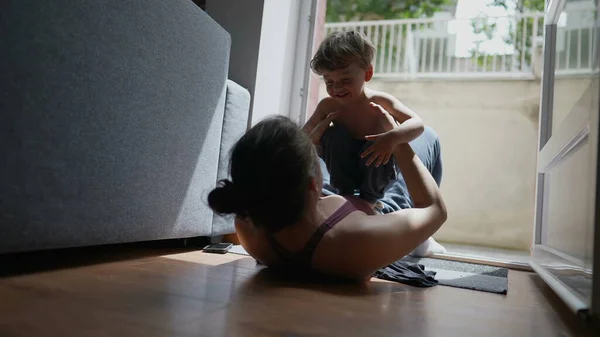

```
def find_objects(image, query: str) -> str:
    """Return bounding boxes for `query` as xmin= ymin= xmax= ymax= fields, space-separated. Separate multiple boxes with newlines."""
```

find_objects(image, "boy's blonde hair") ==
xmin=310 ymin=30 xmax=376 ymax=75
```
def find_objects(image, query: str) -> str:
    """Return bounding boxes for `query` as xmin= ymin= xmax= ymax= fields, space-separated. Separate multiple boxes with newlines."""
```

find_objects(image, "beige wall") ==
xmin=318 ymin=78 xmax=558 ymax=250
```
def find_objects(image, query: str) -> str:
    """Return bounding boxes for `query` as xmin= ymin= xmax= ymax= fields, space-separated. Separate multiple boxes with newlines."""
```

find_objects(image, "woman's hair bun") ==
xmin=207 ymin=179 xmax=246 ymax=216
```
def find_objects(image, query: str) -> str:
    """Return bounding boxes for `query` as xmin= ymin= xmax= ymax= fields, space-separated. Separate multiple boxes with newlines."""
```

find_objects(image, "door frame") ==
xmin=289 ymin=0 xmax=319 ymax=124
xmin=532 ymin=3 xmax=560 ymax=248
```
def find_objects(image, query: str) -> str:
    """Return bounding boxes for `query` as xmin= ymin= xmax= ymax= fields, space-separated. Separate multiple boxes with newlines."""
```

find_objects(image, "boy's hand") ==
xmin=308 ymin=111 xmax=339 ymax=145
xmin=361 ymin=132 xmax=396 ymax=167
xmin=361 ymin=103 xmax=399 ymax=167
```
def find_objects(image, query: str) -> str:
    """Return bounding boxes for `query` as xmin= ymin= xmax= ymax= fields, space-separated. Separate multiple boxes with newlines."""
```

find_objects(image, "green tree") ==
xmin=495 ymin=0 xmax=545 ymax=69
xmin=325 ymin=0 xmax=454 ymax=73
xmin=471 ymin=0 xmax=544 ymax=71
xmin=470 ymin=16 xmax=498 ymax=70
xmin=489 ymin=0 xmax=544 ymax=12
xmin=326 ymin=0 xmax=452 ymax=22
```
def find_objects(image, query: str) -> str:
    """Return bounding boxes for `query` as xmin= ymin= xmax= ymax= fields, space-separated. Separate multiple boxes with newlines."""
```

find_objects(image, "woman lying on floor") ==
xmin=208 ymin=104 xmax=447 ymax=281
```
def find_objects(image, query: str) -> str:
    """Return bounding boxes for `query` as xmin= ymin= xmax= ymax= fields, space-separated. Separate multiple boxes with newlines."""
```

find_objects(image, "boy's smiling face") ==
xmin=322 ymin=62 xmax=373 ymax=104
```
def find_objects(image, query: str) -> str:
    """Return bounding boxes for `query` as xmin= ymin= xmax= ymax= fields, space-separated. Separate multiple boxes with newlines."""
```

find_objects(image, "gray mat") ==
xmin=402 ymin=256 xmax=509 ymax=294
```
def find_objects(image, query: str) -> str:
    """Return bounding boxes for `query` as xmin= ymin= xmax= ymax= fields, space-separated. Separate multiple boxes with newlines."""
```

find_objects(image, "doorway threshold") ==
xmin=433 ymin=243 xmax=533 ymax=271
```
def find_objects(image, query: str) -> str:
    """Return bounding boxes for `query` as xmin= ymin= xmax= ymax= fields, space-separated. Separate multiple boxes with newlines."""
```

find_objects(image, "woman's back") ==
xmin=235 ymin=194 xmax=438 ymax=281
xmin=233 ymin=195 xmax=354 ymax=271
xmin=209 ymin=114 xmax=447 ymax=281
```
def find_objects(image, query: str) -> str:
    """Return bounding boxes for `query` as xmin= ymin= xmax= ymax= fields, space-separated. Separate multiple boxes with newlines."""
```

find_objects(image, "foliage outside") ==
xmin=471 ymin=0 xmax=545 ymax=71
xmin=324 ymin=0 xmax=545 ymax=74
xmin=326 ymin=0 xmax=456 ymax=73
xmin=325 ymin=0 xmax=453 ymax=22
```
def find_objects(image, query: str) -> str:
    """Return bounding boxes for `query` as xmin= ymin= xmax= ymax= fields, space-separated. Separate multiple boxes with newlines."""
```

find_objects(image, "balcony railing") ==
xmin=324 ymin=9 xmax=597 ymax=79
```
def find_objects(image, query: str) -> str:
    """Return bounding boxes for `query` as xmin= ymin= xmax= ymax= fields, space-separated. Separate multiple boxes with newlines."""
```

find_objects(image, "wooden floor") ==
xmin=0 ymin=245 xmax=596 ymax=337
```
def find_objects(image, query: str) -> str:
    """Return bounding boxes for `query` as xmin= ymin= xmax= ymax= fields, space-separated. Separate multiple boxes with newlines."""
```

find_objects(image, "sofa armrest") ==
xmin=212 ymin=79 xmax=251 ymax=235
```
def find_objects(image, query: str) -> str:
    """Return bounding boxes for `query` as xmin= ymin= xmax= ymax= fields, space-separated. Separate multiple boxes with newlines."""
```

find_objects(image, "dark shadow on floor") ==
xmin=0 ymin=237 xmax=210 ymax=278
xmin=226 ymin=260 xmax=423 ymax=298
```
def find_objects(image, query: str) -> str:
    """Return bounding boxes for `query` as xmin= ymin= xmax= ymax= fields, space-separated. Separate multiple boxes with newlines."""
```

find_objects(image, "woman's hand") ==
xmin=361 ymin=103 xmax=399 ymax=167
xmin=308 ymin=111 xmax=339 ymax=145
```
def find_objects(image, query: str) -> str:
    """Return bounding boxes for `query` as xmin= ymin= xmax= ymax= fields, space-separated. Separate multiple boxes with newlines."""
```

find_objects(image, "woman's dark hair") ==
xmin=208 ymin=115 xmax=318 ymax=233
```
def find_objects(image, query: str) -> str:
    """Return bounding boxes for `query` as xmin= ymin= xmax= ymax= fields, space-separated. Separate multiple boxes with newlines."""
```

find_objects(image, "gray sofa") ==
xmin=0 ymin=0 xmax=249 ymax=253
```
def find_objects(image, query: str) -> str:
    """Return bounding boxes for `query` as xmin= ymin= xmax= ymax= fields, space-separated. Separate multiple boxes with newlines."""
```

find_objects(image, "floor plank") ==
xmin=0 ymin=248 xmax=596 ymax=337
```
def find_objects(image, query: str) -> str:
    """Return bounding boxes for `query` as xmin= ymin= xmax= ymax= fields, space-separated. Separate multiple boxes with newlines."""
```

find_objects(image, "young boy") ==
xmin=303 ymin=30 xmax=425 ymax=207
xmin=303 ymin=30 xmax=446 ymax=256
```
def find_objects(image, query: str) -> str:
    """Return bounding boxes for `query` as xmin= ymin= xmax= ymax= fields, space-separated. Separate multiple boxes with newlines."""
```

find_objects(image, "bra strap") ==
xmin=266 ymin=201 xmax=358 ymax=266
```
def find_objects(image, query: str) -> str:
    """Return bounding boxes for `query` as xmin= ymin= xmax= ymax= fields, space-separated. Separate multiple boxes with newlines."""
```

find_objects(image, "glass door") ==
xmin=531 ymin=0 xmax=600 ymax=319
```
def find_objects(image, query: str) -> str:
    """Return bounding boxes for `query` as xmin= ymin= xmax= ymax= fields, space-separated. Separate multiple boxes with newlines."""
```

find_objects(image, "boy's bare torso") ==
xmin=326 ymin=89 xmax=389 ymax=139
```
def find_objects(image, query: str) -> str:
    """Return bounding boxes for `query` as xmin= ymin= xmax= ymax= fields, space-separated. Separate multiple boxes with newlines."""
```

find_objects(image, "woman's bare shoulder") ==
xmin=314 ymin=206 xmax=435 ymax=280
xmin=317 ymin=194 xmax=349 ymax=208
xmin=311 ymin=210 xmax=377 ymax=279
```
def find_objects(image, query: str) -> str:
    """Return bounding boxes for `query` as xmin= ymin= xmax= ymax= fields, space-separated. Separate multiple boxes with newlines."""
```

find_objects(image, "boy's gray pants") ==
xmin=320 ymin=124 xmax=443 ymax=213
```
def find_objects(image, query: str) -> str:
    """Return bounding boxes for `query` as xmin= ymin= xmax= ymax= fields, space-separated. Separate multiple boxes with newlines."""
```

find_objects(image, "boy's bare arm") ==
xmin=373 ymin=92 xmax=424 ymax=144
xmin=302 ymin=98 xmax=338 ymax=144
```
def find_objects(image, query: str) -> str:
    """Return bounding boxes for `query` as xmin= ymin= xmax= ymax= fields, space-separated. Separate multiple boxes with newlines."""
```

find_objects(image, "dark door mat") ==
xmin=402 ymin=256 xmax=509 ymax=294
